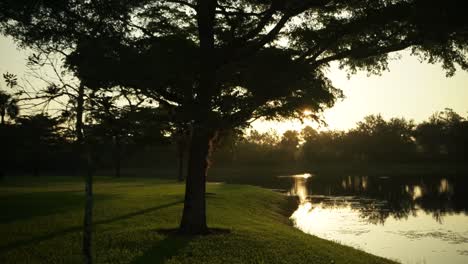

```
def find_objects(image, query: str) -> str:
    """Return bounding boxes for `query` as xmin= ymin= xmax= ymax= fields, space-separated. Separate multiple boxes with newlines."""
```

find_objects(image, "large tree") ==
xmin=1 ymin=0 xmax=467 ymax=236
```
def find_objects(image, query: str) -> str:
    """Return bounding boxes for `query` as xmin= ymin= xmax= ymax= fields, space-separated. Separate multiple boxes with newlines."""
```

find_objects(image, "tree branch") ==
xmin=310 ymin=39 xmax=417 ymax=68
xmin=164 ymin=0 xmax=197 ymax=11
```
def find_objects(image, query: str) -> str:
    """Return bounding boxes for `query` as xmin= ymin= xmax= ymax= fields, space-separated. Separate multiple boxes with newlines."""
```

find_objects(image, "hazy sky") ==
xmin=1 ymin=36 xmax=467 ymax=133
xmin=254 ymin=52 xmax=468 ymax=134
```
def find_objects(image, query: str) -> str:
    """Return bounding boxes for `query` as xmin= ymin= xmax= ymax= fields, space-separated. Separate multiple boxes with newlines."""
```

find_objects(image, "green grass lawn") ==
xmin=0 ymin=176 xmax=395 ymax=264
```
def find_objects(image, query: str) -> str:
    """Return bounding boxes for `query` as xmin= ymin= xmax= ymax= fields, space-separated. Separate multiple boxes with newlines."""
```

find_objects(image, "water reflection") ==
xmin=286 ymin=173 xmax=468 ymax=264
xmin=306 ymin=174 xmax=466 ymax=223
xmin=286 ymin=173 xmax=311 ymax=202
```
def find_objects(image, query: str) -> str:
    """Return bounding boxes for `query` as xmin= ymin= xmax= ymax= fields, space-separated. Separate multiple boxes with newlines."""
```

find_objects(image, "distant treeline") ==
xmin=0 ymin=106 xmax=175 ymax=176
xmin=213 ymin=108 xmax=468 ymax=165
xmin=1 ymin=108 xmax=467 ymax=177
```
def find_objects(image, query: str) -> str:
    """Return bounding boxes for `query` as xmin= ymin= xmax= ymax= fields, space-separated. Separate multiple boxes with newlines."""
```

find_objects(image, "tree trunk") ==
xmin=113 ymin=135 xmax=121 ymax=178
xmin=1 ymin=112 xmax=4 ymax=125
xmin=82 ymin=149 xmax=93 ymax=264
xmin=0 ymin=125 xmax=5 ymax=179
xmin=76 ymin=85 xmax=84 ymax=144
xmin=76 ymin=84 xmax=93 ymax=264
xmin=177 ymin=140 xmax=185 ymax=182
xmin=179 ymin=127 xmax=215 ymax=235
xmin=178 ymin=0 xmax=217 ymax=235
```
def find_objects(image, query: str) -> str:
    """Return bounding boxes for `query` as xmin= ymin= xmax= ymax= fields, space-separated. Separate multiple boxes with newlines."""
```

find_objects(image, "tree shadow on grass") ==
xmin=132 ymin=231 xmax=192 ymax=264
xmin=0 ymin=200 xmax=184 ymax=252
xmin=0 ymin=191 xmax=91 ymax=224
xmin=132 ymin=228 xmax=231 ymax=264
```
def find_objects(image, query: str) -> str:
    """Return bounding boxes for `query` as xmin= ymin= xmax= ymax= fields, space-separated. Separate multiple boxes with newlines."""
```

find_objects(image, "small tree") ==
xmin=0 ymin=87 xmax=19 ymax=179
xmin=2 ymin=52 xmax=96 ymax=263
xmin=0 ymin=89 xmax=19 ymax=125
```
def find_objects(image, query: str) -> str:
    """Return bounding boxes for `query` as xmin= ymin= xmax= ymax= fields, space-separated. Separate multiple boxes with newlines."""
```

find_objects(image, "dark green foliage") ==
xmin=86 ymin=101 xmax=173 ymax=177
xmin=0 ymin=114 xmax=72 ymax=176
xmin=302 ymin=130 xmax=344 ymax=162
xmin=213 ymin=110 xmax=468 ymax=166
xmin=3 ymin=0 xmax=466 ymax=129
xmin=0 ymin=90 xmax=19 ymax=125
xmin=1 ymin=107 xmax=466 ymax=176
xmin=0 ymin=109 xmax=174 ymax=177
xmin=345 ymin=115 xmax=416 ymax=162
xmin=415 ymin=109 xmax=468 ymax=161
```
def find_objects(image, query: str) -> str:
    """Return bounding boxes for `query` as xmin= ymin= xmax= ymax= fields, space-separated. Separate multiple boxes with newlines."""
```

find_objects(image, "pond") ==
xmin=284 ymin=173 xmax=468 ymax=264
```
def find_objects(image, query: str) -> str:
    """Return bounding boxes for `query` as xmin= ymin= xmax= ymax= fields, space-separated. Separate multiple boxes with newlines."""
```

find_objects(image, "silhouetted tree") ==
xmin=2 ymin=52 xmax=97 ymax=263
xmin=302 ymin=129 xmax=344 ymax=162
xmin=0 ymin=123 xmax=14 ymax=179
xmin=278 ymin=130 xmax=300 ymax=162
xmin=301 ymin=126 xmax=319 ymax=141
xmin=415 ymin=109 xmax=468 ymax=161
xmin=2 ymin=0 xmax=467 ymax=235
xmin=87 ymin=95 xmax=130 ymax=178
xmin=87 ymin=96 xmax=172 ymax=177
xmin=449 ymin=120 xmax=468 ymax=161
xmin=15 ymin=114 xmax=65 ymax=176
xmin=0 ymin=88 xmax=19 ymax=179
xmin=211 ymin=128 xmax=244 ymax=164
xmin=0 ymin=89 xmax=19 ymax=125
xmin=346 ymin=115 xmax=415 ymax=161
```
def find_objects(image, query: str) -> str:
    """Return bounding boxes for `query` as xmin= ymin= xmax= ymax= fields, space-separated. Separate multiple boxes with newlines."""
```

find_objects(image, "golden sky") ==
xmin=1 ymin=36 xmax=468 ymax=133
xmin=254 ymin=52 xmax=468 ymax=134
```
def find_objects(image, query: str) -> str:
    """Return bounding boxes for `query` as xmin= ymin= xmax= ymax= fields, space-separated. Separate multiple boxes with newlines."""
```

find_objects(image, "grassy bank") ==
xmin=1 ymin=176 xmax=395 ymax=264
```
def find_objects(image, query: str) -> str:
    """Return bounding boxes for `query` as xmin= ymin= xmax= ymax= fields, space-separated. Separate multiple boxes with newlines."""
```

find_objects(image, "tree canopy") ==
xmin=2 ymin=0 xmax=466 ymax=129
